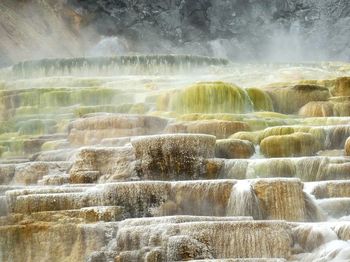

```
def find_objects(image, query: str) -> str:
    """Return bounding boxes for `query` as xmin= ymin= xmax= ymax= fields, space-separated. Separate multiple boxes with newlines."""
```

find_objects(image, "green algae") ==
xmin=41 ymin=140 xmax=67 ymax=151
xmin=16 ymin=119 xmax=57 ymax=135
xmin=169 ymin=82 xmax=253 ymax=114
xmin=0 ymin=120 xmax=16 ymax=134
xmin=259 ymin=126 xmax=297 ymax=142
xmin=129 ymin=103 xmax=149 ymax=114
xmin=174 ymin=112 xmax=298 ymax=132
xmin=265 ymin=84 xmax=331 ymax=114
xmin=74 ymin=105 xmax=120 ymax=117
xmin=156 ymin=90 xmax=178 ymax=111
xmin=12 ymin=55 xmax=230 ymax=78
xmin=71 ymin=88 xmax=117 ymax=106
xmin=260 ymin=132 xmax=319 ymax=157
xmin=41 ymin=90 xmax=72 ymax=107
xmin=247 ymin=159 xmax=296 ymax=179
xmin=229 ymin=131 xmax=261 ymax=144
xmin=73 ymin=103 xmax=149 ymax=117
xmin=56 ymin=119 xmax=71 ymax=133
xmin=177 ymin=113 xmax=244 ymax=122
xmin=253 ymin=111 xmax=293 ymax=119
xmin=333 ymin=101 xmax=350 ymax=116
xmin=0 ymin=81 xmax=6 ymax=90
xmin=15 ymin=107 xmax=40 ymax=115
xmin=246 ymin=87 xmax=274 ymax=112
xmin=148 ymin=111 xmax=178 ymax=118
xmin=0 ymin=87 xmax=126 ymax=110
xmin=0 ymin=132 xmax=51 ymax=157
xmin=0 ymin=134 xmax=26 ymax=157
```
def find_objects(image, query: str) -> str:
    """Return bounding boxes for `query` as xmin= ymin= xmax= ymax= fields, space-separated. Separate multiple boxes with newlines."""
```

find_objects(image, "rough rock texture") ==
xmin=166 ymin=120 xmax=250 ymax=139
xmin=298 ymin=98 xmax=350 ymax=117
xmin=68 ymin=114 xmax=168 ymax=145
xmin=345 ymin=137 xmax=350 ymax=156
xmin=260 ymin=132 xmax=319 ymax=158
xmin=0 ymin=221 xmax=111 ymax=262
xmin=265 ymin=84 xmax=331 ymax=114
xmin=69 ymin=146 xmax=136 ymax=182
xmin=132 ymin=134 xmax=216 ymax=180
xmin=167 ymin=82 xmax=252 ymax=114
xmin=111 ymin=221 xmax=292 ymax=261
xmin=331 ymin=77 xmax=350 ymax=96
xmin=215 ymin=139 xmax=255 ymax=159
xmin=221 ymin=156 xmax=350 ymax=182
xmin=298 ymin=101 xmax=335 ymax=117
xmin=4 ymin=179 xmax=318 ymax=222
xmin=252 ymin=178 xmax=320 ymax=222
xmin=0 ymin=0 xmax=86 ymax=67
xmin=2 ymin=0 xmax=350 ymax=66
xmin=68 ymin=0 xmax=350 ymax=62
xmin=310 ymin=180 xmax=350 ymax=199
xmin=317 ymin=198 xmax=350 ymax=217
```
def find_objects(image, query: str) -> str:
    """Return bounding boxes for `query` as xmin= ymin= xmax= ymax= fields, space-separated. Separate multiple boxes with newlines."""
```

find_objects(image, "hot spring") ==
xmin=0 ymin=55 xmax=350 ymax=261
xmin=1 ymin=0 xmax=350 ymax=261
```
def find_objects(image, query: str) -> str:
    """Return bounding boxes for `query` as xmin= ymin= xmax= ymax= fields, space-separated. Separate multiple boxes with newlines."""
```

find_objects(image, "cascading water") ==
xmin=226 ymin=180 xmax=264 ymax=219
xmin=0 ymin=54 xmax=350 ymax=262
xmin=1 ymin=1 xmax=350 ymax=262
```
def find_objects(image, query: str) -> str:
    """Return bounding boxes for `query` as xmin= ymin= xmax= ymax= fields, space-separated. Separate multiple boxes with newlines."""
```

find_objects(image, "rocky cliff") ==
xmin=1 ymin=0 xmax=350 ymax=66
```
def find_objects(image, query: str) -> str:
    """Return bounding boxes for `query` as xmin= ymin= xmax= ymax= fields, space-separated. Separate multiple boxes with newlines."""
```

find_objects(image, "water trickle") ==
xmin=226 ymin=180 xmax=264 ymax=219
xmin=0 ymin=52 xmax=350 ymax=261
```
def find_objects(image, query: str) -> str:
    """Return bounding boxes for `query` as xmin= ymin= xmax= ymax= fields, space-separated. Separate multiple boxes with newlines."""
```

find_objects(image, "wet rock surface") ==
xmin=215 ymin=139 xmax=255 ymax=159
xmin=0 ymin=58 xmax=350 ymax=261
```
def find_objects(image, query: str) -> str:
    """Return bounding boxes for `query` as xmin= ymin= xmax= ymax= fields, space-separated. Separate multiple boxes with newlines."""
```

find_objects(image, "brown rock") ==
xmin=345 ymin=137 xmax=350 ymax=156
xmin=166 ymin=120 xmax=250 ymax=139
xmin=260 ymin=132 xmax=319 ymax=158
xmin=332 ymin=77 xmax=350 ymax=96
xmin=265 ymin=84 xmax=330 ymax=114
xmin=215 ymin=139 xmax=255 ymax=159
xmin=252 ymin=178 xmax=307 ymax=221
xmin=68 ymin=114 xmax=168 ymax=145
xmin=298 ymin=101 xmax=335 ymax=117
xmin=132 ymin=134 xmax=216 ymax=180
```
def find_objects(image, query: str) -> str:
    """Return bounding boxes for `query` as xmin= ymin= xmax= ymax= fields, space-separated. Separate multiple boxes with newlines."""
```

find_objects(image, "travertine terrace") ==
xmin=1 ymin=56 xmax=350 ymax=261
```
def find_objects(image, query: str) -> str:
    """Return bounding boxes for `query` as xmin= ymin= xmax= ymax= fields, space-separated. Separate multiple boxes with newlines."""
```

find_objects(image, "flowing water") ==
xmin=1 ymin=55 xmax=350 ymax=261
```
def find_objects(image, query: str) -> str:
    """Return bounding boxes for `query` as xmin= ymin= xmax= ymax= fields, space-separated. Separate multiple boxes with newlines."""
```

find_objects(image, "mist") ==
xmin=1 ymin=0 xmax=350 ymax=67
xmin=2 ymin=1 xmax=350 ymax=262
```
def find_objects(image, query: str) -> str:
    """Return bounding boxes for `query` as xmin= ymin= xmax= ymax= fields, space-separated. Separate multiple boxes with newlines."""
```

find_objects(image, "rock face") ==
xmin=2 ymin=0 xmax=350 ymax=66
xmin=0 ymin=221 xmax=112 ymax=262
xmin=215 ymin=139 xmax=255 ymax=159
xmin=265 ymin=84 xmax=331 ymax=114
xmin=252 ymin=178 xmax=308 ymax=221
xmin=0 ymin=0 xmax=85 ymax=67
xmin=68 ymin=114 xmax=168 ymax=145
xmin=68 ymin=0 xmax=350 ymax=61
xmin=166 ymin=120 xmax=250 ymax=139
xmin=111 ymin=220 xmax=292 ymax=261
xmin=260 ymin=132 xmax=319 ymax=158
xmin=132 ymin=134 xmax=216 ymax=180
xmin=3 ymin=178 xmax=319 ymax=221
xmin=298 ymin=101 xmax=335 ymax=117
xmin=331 ymin=77 xmax=350 ymax=96
xmin=167 ymin=82 xmax=253 ymax=114
xmin=69 ymin=146 xmax=136 ymax=183
xmin=1 ymin=39 xmax=350 ymax=261
xmin=345 ymin=137 xmax=350 ymax=156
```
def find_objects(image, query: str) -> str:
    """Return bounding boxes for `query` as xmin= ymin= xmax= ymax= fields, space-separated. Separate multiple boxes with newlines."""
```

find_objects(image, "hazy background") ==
xmin=1 ymin=0 xmax=350 ymax=67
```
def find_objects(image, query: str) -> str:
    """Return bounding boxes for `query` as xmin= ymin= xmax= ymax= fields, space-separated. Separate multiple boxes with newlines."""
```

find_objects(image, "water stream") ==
xmin=0 ymin=55 xmax=350 ymax=261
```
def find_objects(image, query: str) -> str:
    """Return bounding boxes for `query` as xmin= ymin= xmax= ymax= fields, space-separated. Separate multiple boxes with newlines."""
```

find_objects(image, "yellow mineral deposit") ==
xmin=1 ymin=37 xmax=350 ymax=262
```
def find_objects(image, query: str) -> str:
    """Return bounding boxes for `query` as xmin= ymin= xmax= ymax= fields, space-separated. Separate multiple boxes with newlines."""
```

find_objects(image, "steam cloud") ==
xmin=1 ymin=0 xmax=350 ymax=67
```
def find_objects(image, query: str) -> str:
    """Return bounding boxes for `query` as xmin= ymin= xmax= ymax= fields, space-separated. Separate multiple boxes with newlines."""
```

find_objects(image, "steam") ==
xmin=88 ymin=37 xmax=129 ymax=57
xmin=1 ymin=0 xmax=349 ymax=66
